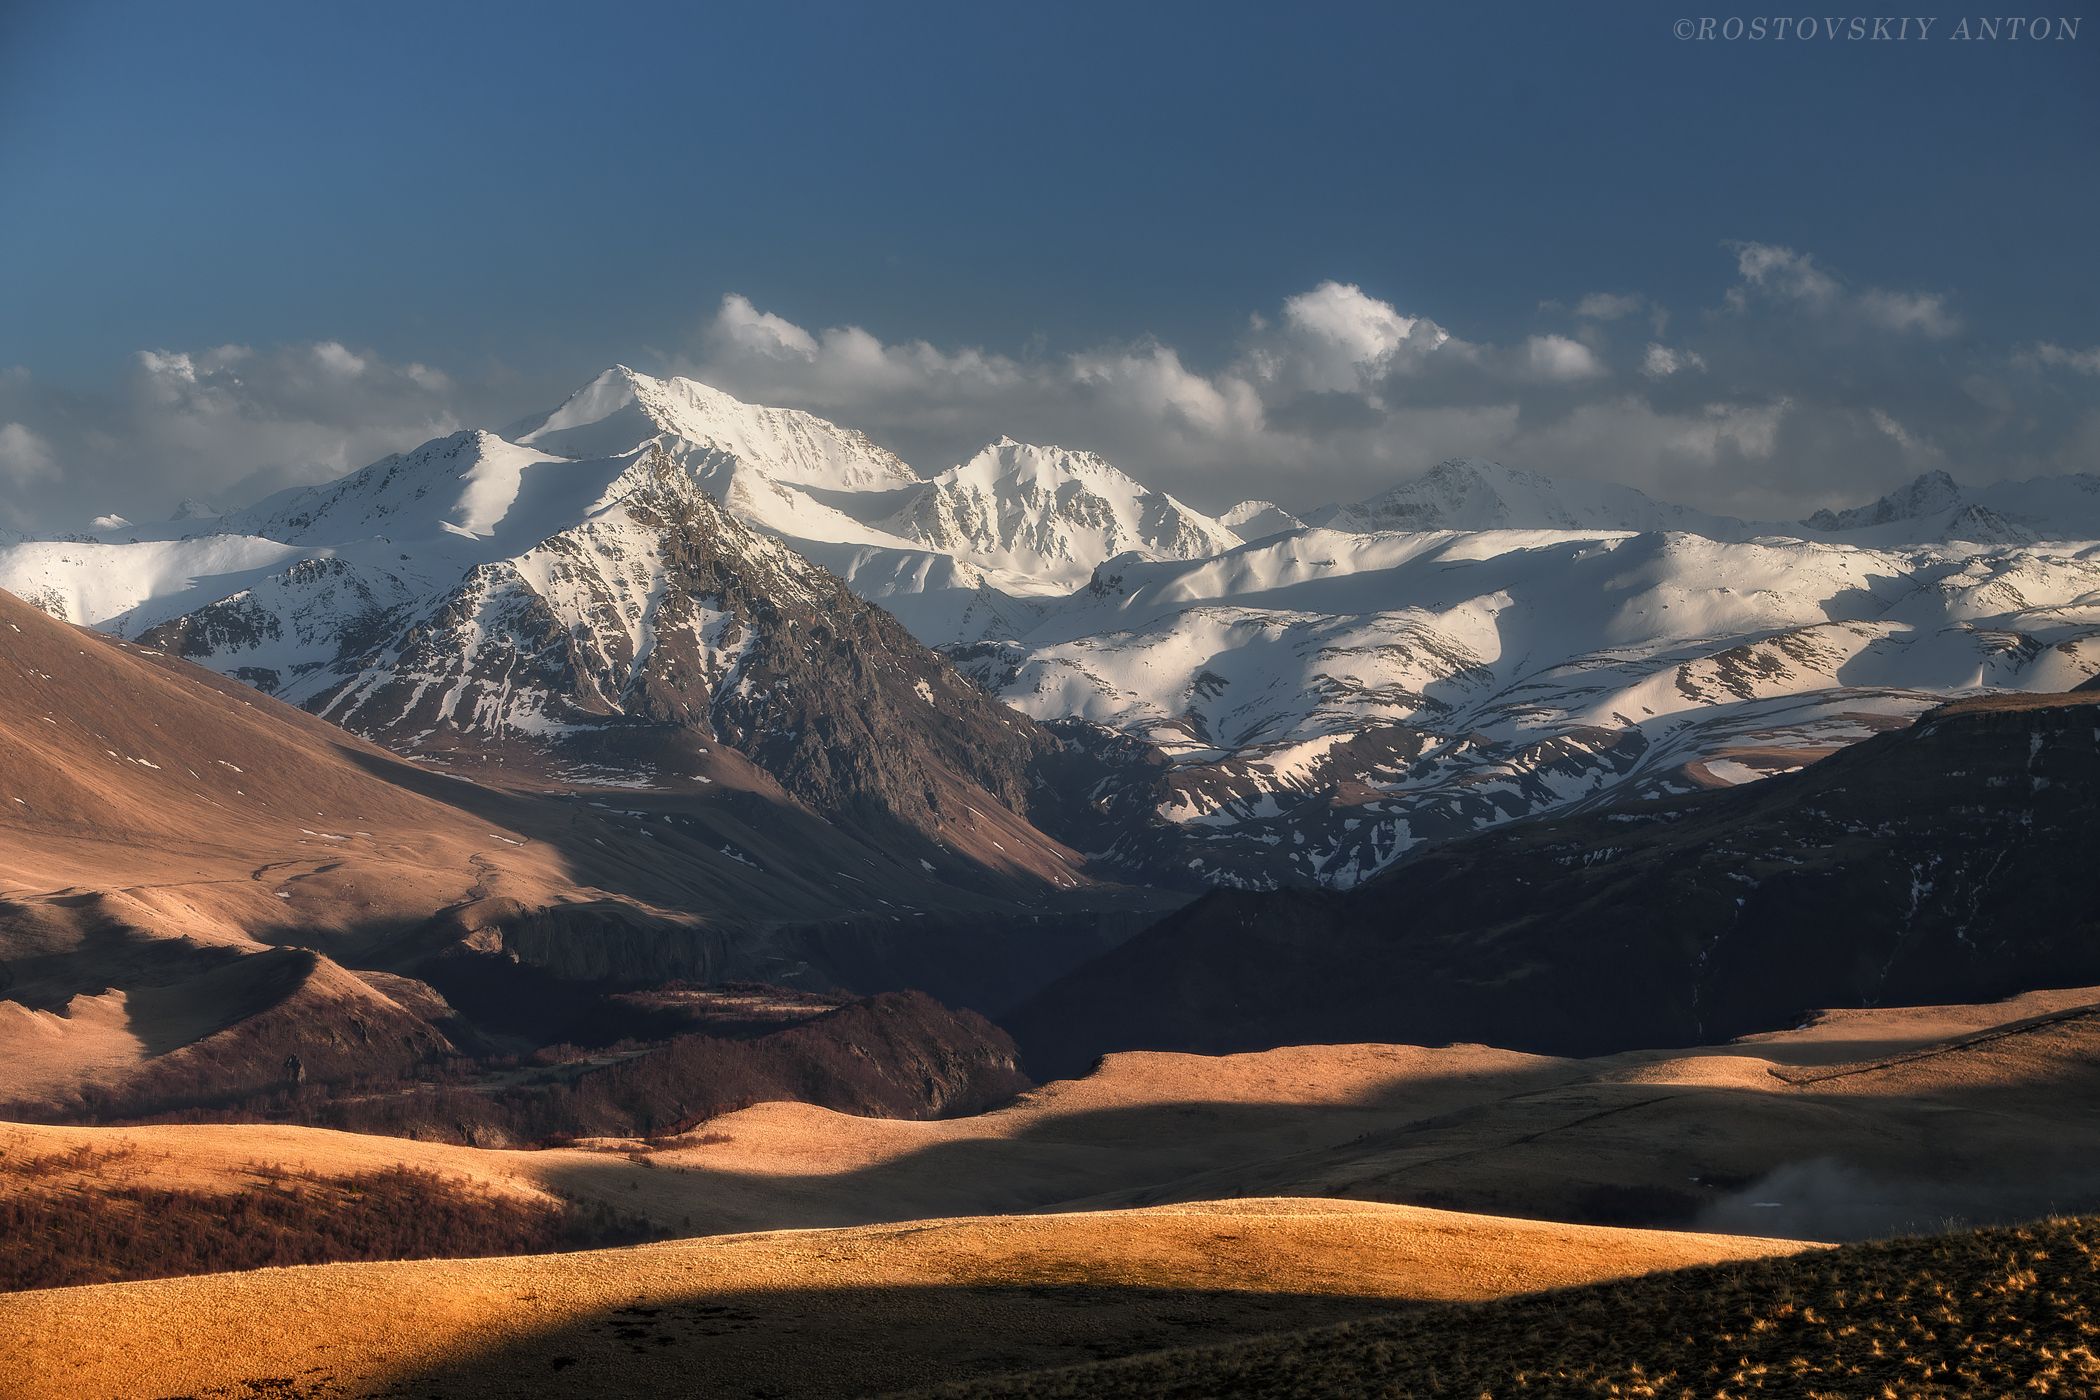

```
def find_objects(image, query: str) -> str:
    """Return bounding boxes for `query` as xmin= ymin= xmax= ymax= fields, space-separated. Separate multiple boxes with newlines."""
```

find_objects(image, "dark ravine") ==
xmin=14 ymin=980 xmax=1031 ymax=1148
xmin=1006 ymin=691 xmax=2100 ymax=1078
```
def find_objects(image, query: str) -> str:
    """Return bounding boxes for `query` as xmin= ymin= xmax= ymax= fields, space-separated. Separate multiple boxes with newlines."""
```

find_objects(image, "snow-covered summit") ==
xmin=870 ymin=438 xmax=1241 ymax=586
xmin=1220 ymin=500 xmax=1305 ymax=541
xmin=510 ymin=365 xmax=919 ymax=493
xmin=1799 ymin=469 xmax=2100 ymax=546
xmin=1807 ymin=470 xmax=1965 ymax=532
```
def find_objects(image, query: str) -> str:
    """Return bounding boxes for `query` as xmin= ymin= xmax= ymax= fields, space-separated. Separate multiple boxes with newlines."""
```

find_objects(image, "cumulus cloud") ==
xmin=1521 ymin=334 xmax=1606 ymax=382
xmin=706 ymin=293 xmax=822 ymax=363
xmin=1641 ymin=343 xmax=1707 ymax=379
xmin=1245 ymin=280 xmax=1456 ymax=392
xmin=1070 ymin=341 xmax=1264 ymax=439
xmin=1729 ymin=241 xmax=1843 ymax=308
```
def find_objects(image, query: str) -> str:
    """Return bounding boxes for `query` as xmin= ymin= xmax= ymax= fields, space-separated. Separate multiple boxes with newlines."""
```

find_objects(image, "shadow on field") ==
xmin=525 ymin=1021 xmax=2100 ymax=1247
xmin=371 ymin=1282 xmax=1413 ymax=1400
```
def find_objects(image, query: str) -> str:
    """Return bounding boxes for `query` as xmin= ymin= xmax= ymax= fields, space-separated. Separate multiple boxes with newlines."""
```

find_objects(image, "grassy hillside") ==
xmin=0 ymin=1200 xmax=1803 ymax=1399
xmin=935 ymin=1215 xmax=2100 ymax=1398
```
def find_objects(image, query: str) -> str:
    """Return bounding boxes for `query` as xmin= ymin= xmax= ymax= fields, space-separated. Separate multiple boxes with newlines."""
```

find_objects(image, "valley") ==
xmin=6 ymin=985 xmax=2097 ymax=1396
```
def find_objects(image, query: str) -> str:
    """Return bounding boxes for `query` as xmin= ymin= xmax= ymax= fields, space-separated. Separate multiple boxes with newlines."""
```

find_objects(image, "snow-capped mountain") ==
xmin=1303 ymin=458 xmax=1751 ymax=537
xmin=1808 ymin=469 xmax=1965 ymax=532
xmin=952 ymin=526 xmax=2100 ymax=887
xmin=863 ymin=438 xmax=1241 ymax=590
xmin=1801 ymin=469 xmax=2100 ymax=546
xmin=1220 ymin=500 xmax=1305 ymax=541
xmin=1 ymin=421 xmax=1080 ymax=884
xmin=6 ymin=367 xmax=2099 ymax=894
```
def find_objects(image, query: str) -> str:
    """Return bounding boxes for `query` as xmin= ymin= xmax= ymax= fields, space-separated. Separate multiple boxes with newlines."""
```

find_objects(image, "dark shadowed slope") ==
xmin=1009 ymin=691 xmax=2100 ymax=1076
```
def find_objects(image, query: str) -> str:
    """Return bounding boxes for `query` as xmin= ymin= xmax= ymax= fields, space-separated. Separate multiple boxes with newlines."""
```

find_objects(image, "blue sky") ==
xmin=0 ymin=0 xmax=2095 ymax=525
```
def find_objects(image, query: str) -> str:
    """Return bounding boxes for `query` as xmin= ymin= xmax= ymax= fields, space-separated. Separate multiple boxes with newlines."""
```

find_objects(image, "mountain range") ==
xmin=3 ymin=366 xmax=2098 ymax=901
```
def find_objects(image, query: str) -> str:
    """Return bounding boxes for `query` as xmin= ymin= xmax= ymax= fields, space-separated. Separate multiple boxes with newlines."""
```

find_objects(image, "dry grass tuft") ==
xmin=932 ymin=1215 xmax=2100 ymax=1399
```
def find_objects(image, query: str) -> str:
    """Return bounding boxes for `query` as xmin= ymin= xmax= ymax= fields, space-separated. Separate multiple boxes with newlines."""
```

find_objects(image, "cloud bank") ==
xmin=4 ymin=242 xmax=2095 ymax=530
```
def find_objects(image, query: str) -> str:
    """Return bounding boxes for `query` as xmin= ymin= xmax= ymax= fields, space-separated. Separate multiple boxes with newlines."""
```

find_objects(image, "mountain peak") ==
xmin=511 ymin=368 xmax=919 ymax=493
xmin=1805 ymin=470 xmax=1967 ymax=532
xmin=955 ymin=438 xmax=1133 ymax=490
xmin=876 ymin=441 xmax=1238 ymax=584
xmin=1220 ymin=499 xmax=1305 ymax=541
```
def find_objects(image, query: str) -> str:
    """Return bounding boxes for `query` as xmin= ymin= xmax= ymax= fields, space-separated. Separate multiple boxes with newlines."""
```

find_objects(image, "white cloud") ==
xmin=1641 ymin=343 xmax=1707 ymax=379
xmin=1858 ymin=289 xmax=1960 ymax=338
xmin=2018 ymin=342 xmax=2100 ymax=375
xmin=1729 ymin=241 xmax=1842 ymax=308
xmin=0 ymin=422 xmax=56 ymax=484
xmin=311 ymin=341 xmax=369 ymax=377
xmin=1070 ymin=341 xmax=1264 ymax=439
xmin=1726 ymin=241 xmax=1961 ymax=340
xmin=1250 ymin=280 xmax=1454 ymax=391
xmin=706 ymin=293 xmax=822 ymax=363
xmin=1522 ymin=334 xmax=1605 ymax=381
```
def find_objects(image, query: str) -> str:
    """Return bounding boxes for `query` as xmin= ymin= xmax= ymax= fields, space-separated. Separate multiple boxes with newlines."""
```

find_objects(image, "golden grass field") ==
xmin=6 ymin=985 xmax=2099 ymax=1396
xmin=0 ymin=1199 xmax=1808 ymax=1399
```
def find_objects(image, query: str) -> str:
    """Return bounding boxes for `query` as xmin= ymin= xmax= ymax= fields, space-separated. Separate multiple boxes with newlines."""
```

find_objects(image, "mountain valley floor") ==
xmin=6 ymin=984 xmax=2100 ymax=1397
